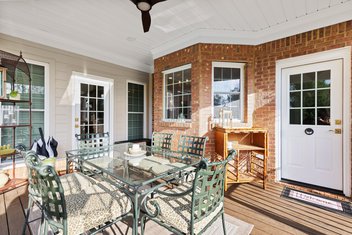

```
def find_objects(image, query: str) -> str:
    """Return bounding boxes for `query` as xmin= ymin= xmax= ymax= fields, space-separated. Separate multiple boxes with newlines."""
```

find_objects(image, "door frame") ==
xmin=71 ymin=72 xmax=114 ymax=148
xmin=126 ymin=80 xmax=147 ymax=140
xmin=275 ymin=46 xmax=351 ymax=196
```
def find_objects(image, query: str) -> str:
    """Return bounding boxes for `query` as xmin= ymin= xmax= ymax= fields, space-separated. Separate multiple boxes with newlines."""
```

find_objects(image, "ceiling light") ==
xmin=137 ymin=1 xmax=151 ymax=11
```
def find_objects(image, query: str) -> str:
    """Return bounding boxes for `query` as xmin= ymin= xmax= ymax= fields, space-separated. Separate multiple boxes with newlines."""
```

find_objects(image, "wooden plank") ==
xmin=4 ymin=188 xmax=30 ymax=235
xmin=0 ymin=193 xmax=9 ymax=235
xmin=249 ymin=183 xmax=352 ymax=226
xmin=228 ymin=185 xmax=352 ymax=234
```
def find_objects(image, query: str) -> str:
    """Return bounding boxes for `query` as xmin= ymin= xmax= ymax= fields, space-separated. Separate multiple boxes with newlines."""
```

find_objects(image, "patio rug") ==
xmin=281 ymin=187 xmax=352 ymax=216
xmin=28 ymin=205 xmax=254 ymax=235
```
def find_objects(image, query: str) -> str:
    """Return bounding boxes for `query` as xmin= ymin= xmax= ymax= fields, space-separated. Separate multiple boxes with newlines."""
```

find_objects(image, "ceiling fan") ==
xmin=130 ymin=0 xmax=166 ymax=33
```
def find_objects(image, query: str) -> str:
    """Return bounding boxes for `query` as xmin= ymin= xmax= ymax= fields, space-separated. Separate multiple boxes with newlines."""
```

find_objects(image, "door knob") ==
xmin=304 ymin=128 xmax=314 ymax=135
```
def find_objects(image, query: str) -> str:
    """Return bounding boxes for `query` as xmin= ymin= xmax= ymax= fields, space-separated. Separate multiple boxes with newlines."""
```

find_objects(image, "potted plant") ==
xmin=8 ymin=90 xmax=20 ymax=100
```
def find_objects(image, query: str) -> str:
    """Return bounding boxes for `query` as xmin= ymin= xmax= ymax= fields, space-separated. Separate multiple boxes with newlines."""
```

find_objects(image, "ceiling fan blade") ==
xmin=130 ymin=0 xmax=138 ymax=5
xmin=141 ymin=11 xmax=151 ymax=32
xmin=151 ymin=0 xmax=166 ymax=6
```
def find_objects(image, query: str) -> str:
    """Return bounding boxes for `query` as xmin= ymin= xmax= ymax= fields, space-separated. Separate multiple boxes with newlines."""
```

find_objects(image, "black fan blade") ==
xmin=130 ymin=0 xmax=138 ymax=5
xmin=151 ymin=0 xmax=166 ymax=6
xmin=142 ymin=11 xmax=151 ymax=32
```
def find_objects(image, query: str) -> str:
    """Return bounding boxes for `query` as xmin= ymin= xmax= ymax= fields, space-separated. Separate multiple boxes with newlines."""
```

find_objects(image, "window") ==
xmin=212 ymin=62 xmax=245 ymax=121
xmin=163 ymin=64 xmax=192 ymax=121
xmin=128 ymin=82 xmax=145 ymax=140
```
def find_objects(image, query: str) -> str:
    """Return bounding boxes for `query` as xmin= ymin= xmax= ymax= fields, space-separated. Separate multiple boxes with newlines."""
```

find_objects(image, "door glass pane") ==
xmin=89 ymin=85 xmax=97 ymax=97
xmin=290 ymin=109 xmax=301 ymax=124
xmin=303 ymin=109 xmax=315 ymax=125
xmin=290 ymin=92 xmax=301 ymax=107
xmin=317 ymin=70 xmax=331 ymax=88
xmin=81 ymin=112 xmax=88 ymax=125
xmin=81 ymin=84 xmax=88 ymax=96
xmin=290 ymin=74 xmax=301 ymax=91
xmin=97 ymin=86 xmax=104 ymax=98
xmin=303 ymin=72 xmax=315 ymax=89
xmin=89 ymin=98 xmax=97 ymax=111
xmin=317 ymin=108 xmax=330 ymax=125
xmin=97 ymin=112 xmax=104 ymax=124
xmin=81 ymin=98 xmax=88 ymax=110
xmin=317 ymin=89 xmax=330 ymax=107
xmin=97 ymin=99 xmax=104 ymax=111
xmin=303 ymin=91 xmax=315 ymax=107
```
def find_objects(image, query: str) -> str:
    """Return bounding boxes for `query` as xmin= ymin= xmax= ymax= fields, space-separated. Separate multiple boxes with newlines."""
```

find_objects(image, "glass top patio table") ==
xmin=65 ymin=143 xmax=202 ymax=187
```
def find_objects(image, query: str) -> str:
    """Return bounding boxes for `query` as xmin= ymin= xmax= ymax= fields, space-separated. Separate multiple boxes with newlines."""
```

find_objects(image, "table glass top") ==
xmin=66 ymin=143 xmax=201 ymax=187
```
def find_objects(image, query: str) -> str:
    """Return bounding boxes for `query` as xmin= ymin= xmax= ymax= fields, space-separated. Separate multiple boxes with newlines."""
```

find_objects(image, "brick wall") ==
xmin=153 ymin=20 xmax=352 ymax=182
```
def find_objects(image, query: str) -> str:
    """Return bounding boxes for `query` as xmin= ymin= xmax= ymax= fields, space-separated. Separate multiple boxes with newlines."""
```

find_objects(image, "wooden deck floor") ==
xmin=1 ymin=183 xmax=352 ymax=235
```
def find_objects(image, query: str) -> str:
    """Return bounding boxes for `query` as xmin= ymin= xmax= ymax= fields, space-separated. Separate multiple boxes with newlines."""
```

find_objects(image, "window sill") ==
xmin=160 ymin=121 xmax=192 ymax=129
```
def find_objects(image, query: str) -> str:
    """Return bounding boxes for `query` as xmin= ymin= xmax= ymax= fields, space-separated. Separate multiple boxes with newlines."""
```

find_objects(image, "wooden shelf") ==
xmin=0 ymin=124 xmax=31 ymax=128
xmin=234 ymin=144 xmax=265 ymax=151
xmin=0 ymin=98 xmax=31 ymax=103
xmin=0 ymin=178 xmax=27 ymax=194
xmin=215 ymin=127 xmax=268 ymax=190
xmin=0 ymin=150 xmax=17 ymax=158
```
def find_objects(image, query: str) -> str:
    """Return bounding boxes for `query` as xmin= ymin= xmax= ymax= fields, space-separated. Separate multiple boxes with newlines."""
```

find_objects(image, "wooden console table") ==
xmin=214 ymin=127 xmax=267 ymax=190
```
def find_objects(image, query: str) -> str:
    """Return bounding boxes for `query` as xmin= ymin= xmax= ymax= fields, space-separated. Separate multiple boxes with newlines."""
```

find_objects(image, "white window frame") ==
xmin=0 ymin=59 xmax=49 ymax=169
xmin=162 ymin=64 xmax=192 ymax=122
xmin=126 ymin=81 xmax=147 ymax=140
xmin=212 ymin=62 xmax=245 ymax=123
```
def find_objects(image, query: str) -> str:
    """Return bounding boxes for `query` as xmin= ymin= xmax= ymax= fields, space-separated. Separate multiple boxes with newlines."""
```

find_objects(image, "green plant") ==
xmin=9 ymin=90 xmax=18 ymax=98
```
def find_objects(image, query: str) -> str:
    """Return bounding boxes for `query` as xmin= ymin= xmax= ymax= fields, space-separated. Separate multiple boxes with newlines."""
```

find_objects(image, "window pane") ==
xmin=317 ymin=108 xmax=330 ymax=125
xmin=232 ymin=68 xmax=241 ymax=79
xmin=317 ymin=70 xmax=331 ymax=88
xmin=89 ymin=85 xmax=97 ymax=97
xmin=174 ymin=96 xmax=182 ymax=107
xmin=303 ymin=72 xmax=315 ymax=89
xmin=128 ymin=83 xmax=144 ymax=140
xmin=183 ymin=95 xmax=191 ymax=107
xmin=89 ymin=98 xmax=97 ymax=111
xmin=303 ymin=109 xmax=315 ymax=125
xmin=222 ymin=68 xmax=231 ymax=80
xmin=81 ymin=98 xmax=88 ymax=111
xmin=183 ymin=108 xmax=191 ymax=119
xmin=128 ymin=113 xmax=143 ymax=140
xmin=303 ymin=90 xmax=315 ymax=107
xmin=183 ymin=82 xmax=191 ymax=94
xmin=97 ymin=112 xmax=104 ymax=124
xmin=81 ymin=84 xmax=88 ymax=96
xmin=317 ymin=89 xmax=330 ymax=107
xmin=290 ymin=91 xmax=301 ymax=107
xmin=290 ymin=74 xmax=301 ymax=91
xmin=174 ymin=71 xmax=182 ymax=83
xmin=290 ymin=109 xmax=301 ymax=125
xmin=214 ymin=68 xmax=221 ymax=81
xmin=166 ymin=73 xmax=173 ymax=85
xmin=183 ymin=69 xmax=191 ymax=82
xmin=97 ymin=86 xmax=104 ymax=98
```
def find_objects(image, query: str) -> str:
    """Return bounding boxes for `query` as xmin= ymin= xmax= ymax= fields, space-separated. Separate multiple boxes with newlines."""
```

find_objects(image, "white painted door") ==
xmin=73 ymin=78 xmax=111 ymax=138
xmin=281 ymin=59 xmax=343 ymax=190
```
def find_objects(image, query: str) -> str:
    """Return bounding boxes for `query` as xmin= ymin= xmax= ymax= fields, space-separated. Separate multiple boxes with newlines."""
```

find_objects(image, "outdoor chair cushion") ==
xmin=60 ymin=172 xmax=99 ymax=194
xmin=147 ymin=184 xmax=222 ymax=234
xmin=64 ymin=183 xmax=131 ymax=235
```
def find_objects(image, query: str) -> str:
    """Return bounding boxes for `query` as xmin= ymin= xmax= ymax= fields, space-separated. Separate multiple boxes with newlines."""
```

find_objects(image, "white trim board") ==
xmin=275 ymin=46 xmax=351 ymax=196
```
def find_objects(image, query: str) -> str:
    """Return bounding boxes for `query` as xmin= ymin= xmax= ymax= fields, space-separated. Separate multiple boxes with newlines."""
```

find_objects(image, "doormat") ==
xmin=281 ymin=187 xmax=352 ymax=216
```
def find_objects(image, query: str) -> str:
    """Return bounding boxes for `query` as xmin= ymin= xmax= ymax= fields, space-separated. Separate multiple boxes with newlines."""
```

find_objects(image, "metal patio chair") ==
xmin=141 ymin=150 xmax=235 ymax=235
xmin=151 ymin=132 xmax=174 ymax=154
xmin=24 ymin=151 xmax=132 ymax=235
xmin=177 ymin=135 xmax=208 ymax=158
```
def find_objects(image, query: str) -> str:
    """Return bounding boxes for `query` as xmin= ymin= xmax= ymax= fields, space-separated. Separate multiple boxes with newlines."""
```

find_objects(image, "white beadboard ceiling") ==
xmin=0 ymin=0 xmax=352 ymax=73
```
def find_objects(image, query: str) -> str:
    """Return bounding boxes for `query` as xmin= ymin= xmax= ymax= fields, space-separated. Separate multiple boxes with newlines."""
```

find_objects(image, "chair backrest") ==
xmin=24 ymin=151 xmax=42 ymax=198
xmin=151 ymin=132 xmax=173 ymax=150
xmin=190 ymin=152 xmax=234 ymax=226
xmin=177 ymin=135 xmax=208 ymax=157
xmin=75 ymin=132 xmax=110 ymax=149
xmin=25 ymin=151 xmax=67 ymax=230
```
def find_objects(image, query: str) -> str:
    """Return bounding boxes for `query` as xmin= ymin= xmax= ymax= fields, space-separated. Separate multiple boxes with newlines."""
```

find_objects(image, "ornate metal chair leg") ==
xmin=22 ymin=197 xmax=33 ymax=235
xmin=222 ymin=212 xmax=227 ymax=235
xmin=141 ymin=215 xmax=146 ymax=235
